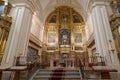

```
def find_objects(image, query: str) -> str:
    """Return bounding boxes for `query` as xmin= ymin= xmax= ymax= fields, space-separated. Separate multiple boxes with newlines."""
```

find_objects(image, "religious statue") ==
xmin=111 ymin=1 xmax=119 ymax=13
xmin=62 ymin=14 xmax=68 ymax=22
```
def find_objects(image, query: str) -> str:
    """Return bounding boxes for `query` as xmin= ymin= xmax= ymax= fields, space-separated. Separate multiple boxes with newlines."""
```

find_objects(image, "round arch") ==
xmin=42 ymin=2 xmax=87 ymax=23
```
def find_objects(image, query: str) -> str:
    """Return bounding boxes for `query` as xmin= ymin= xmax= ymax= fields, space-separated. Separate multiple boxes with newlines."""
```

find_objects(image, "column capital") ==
xmin=8 ymin=0 xmax=35 ymax=14
xmin=86 ymin=0 xmax=111 ymax=12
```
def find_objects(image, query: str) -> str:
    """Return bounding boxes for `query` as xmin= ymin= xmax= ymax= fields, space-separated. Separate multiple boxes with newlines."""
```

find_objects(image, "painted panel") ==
xmin=74 ymin=33 xmax=82 ymax=43
xmin=74 ymin=46 xmax=83 ymax=50
xmin=117 ymin=3 xmax=120 ymax=13
xmin=59 ymin=29 xmax=71 ymax=46
xmin=27 ymin=47 xmax=38 ymax=62
xmin=47 ymin=46 xmax=56 ymax=50
xmin=48 ymin=33 xmax=56 ymax=43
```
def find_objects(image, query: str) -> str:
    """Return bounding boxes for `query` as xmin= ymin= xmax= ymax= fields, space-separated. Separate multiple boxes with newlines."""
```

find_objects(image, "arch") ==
xmin=45 ymin=6 xmax=84 ymax=24
xmin=42 ymin=1 xmax=87 ymax=23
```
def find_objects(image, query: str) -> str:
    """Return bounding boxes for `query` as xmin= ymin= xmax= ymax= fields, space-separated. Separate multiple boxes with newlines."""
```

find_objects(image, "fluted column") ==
xmin=1 ymin=1 xmax=34 ymax=66
xmin=89 ymin=0 xmax=120 ymax=70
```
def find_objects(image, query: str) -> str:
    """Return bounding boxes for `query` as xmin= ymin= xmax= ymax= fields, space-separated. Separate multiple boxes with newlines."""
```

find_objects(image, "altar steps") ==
xmin=32 ymin=69 xmax=82 ymax=80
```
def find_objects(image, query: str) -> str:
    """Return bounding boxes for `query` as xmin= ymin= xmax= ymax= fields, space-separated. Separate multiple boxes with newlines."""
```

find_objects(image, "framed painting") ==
xmin=74 ymin=33 xmax=82 ymax=43
xmin=47 ymin=46 xmax=56 ymax=50
xmin=48 ymin=33 xmax=56 ymax=43
xmin=74 ymin=46 xmax=83 ymax=51
xmin=59 ymin=29 xmax=71 ymax=46
xmin=27 ymin=47 xmax=38 ymax=62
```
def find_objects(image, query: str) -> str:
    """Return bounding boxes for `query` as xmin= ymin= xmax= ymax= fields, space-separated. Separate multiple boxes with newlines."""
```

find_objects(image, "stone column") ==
xmin=1 ymin=1 xmax=34 ymax=66
xmin=89 ymin=0 xmax=120 ymax=69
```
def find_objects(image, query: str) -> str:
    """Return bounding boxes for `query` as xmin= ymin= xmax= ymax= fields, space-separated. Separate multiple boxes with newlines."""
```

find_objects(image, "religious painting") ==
xmin=59 ymin=29 xmax=71 ymax=46
xmin=73 ymin=15 xmax=81 ymax=23
xmin=74 ymin=46 xmax=83 ymax=51
xmin=48 ymin=33 xmax=56 ymax=43
xmin=27 ymin=47 xmax=38 ymax=62
xmin=49 ymin=15 xmax=57 ymax=23
xmin=0 ymin=5 xmax=4 ymax=15
xmin=117 ymin=3 xmax=120 ymax=13
xmin=74 ymin=33 xmax=82 ymax=43
xmin=47 ymin=46 xmax=56 ymax=50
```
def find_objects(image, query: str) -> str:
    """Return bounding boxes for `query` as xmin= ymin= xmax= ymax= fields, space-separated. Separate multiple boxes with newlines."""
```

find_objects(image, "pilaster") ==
xmin=1 ymin=0 xmax=34 ymax=66
xmin=89 ymin=0 xmax=120 ymax=70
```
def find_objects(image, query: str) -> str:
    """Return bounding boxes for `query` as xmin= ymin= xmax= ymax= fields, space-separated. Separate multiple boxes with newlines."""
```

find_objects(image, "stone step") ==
xmin=34 ymin=75 xmax=81 ymax=79
xmin=34 ymin=75 xmax=50 ymax=78
xmin=32 ymin=69 xmax=82 ymax=80
xmin=64 ymin=75 xmax=81 ymax=78
xmin=39 ymin=69 xmax=52 ymax=72
xmin=37 ymin=72 xmax=52 ymax=75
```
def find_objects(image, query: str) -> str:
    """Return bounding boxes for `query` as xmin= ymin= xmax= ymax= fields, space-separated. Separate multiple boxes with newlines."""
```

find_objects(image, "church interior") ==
xmin=0 ymin=0 xmax=120 ymax=80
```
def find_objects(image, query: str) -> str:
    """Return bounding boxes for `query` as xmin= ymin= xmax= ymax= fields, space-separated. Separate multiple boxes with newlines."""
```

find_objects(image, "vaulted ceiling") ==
xmin=9 ymin=0 xmax=89 ymax=22
xmin=38 ymin=0 xmax=88 ymax=22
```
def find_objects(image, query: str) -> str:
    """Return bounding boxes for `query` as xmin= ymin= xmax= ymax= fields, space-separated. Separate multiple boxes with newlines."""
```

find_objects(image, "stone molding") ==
xmin=86 ymin=0 xmax=111 ymax=12
xmin=29 ymin=33 xmax=42 ymax=48
xmin=9 ymin=0 xmax=36 ymax=14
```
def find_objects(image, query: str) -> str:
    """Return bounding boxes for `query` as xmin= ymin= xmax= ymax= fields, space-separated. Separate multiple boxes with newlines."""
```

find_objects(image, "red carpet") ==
xmin=49 ymin=68 xmax=64 ymax=80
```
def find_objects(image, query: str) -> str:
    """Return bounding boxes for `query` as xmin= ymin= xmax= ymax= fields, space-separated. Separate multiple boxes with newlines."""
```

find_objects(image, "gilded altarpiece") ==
xmin=110 ymin=1 xmax=120 ymax=61
xmin=0 ymin=1 xmax=12 ymax=63
xmin=42 ymin=6 xmax=87 ymax=67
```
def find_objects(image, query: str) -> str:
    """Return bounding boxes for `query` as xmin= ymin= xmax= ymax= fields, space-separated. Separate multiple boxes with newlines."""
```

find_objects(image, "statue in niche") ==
xmin=63 ymin=34 xmax=68 ymax=43
xmin=49 ymin=15 xmax=56 ymax=23
xmin=111 ymin=1 xmax=120 ymax=13
xmin=62 ymin=14 xmax=68 ymax=22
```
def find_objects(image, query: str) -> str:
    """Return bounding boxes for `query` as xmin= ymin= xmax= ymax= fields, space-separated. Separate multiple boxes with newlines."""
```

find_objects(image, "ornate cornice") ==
xmin=9 ymin=0 xmax=36 ymax=14
xmin=86 ymin=0 xmax=111 ymax=12
xmin=29 ymin=33 xmax=42 ymax=48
